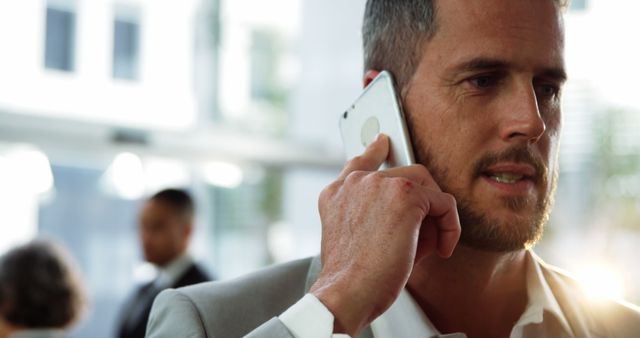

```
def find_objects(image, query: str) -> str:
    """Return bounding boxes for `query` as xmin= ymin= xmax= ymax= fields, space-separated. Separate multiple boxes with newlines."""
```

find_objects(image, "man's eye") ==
xmin=469 ymin=76 xmax=497 ymax=89
xmin=535 ymin=84 xmax=559 ymax=99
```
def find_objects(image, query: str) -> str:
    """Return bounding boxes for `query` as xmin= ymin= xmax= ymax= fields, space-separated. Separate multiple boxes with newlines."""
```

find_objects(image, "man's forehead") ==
xmin=433 ymin=0 xmax=564 ymax=41
xmin=141 ymin=200 xmax=174 ymax=218
xmin=426 ymin=0 xmax=565 ymax=74
xmin=435 ymin=0 xmax=563 ymax=23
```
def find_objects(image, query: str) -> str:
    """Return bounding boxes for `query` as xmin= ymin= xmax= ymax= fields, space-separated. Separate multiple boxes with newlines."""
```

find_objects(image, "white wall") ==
xmin=0 ymin=0 xmax=199 ymax=130
xmin=565 ymin=1 xmax=640 ymax=110
xmin=282 ymin=0 xmax=366 ymax=259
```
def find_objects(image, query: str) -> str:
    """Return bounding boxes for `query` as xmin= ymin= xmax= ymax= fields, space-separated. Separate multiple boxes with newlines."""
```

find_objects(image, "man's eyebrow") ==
xmin=450 ymin=57 xmax=568 ymax=82
xmin=454 ymin=57 xmax=511 ymax=73
xmin=538 ymin=67 xmax=568 ymax=83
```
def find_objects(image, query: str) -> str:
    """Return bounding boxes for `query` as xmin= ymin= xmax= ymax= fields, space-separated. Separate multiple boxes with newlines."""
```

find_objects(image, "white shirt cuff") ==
xmin=279 ymin=293 xmax=351 ymax=338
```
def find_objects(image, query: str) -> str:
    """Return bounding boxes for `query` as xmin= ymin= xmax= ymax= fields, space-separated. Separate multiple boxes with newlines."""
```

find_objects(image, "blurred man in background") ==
xmin=0 ymin=239 xmax=86 ymax=338
xmin=116 ymin=189 xmax=212 ymax=338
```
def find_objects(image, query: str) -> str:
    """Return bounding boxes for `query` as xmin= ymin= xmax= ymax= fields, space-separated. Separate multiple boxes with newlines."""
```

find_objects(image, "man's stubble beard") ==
xmin=416 ymin=144 xmax=558 ymax=252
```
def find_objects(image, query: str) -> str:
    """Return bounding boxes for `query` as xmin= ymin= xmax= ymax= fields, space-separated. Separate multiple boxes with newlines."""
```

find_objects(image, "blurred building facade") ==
xmin=0 ymin=0 xmax=342 ymax=336
xmin=0 ymin=0 xmax=201 ymax=128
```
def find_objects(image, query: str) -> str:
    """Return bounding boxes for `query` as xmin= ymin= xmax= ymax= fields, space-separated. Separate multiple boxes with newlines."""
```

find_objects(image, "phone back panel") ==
xmin=339 ymin=71 xmax=415 ymax=168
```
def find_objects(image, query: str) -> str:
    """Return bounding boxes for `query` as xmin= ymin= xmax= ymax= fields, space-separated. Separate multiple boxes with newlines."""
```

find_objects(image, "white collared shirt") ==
xmin=153 ymin=253 xmax=194 ymax=289
xmin=279 ymin=250 xmax=574 ymax=338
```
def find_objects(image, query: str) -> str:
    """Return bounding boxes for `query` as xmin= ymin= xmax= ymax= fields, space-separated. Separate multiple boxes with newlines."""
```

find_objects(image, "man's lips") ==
xmin=477 ymin=163 xmax=537 ymax=196
xmin=478 ymin=162 xmax=541 ymax=191
xmin=481 ymin=163 xmax=537 ymax=180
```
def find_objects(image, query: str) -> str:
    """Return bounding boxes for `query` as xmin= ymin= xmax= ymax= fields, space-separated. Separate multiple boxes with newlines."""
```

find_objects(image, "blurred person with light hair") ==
xmin=116 ymin=188 xmax=212 ymax=338
xmin=0 ymin=239 xmax=86 ymax=338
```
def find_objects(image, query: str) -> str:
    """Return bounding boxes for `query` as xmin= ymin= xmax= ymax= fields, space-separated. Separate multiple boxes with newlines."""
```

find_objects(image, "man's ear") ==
xmin=363 ymin=70 xmax=381 ymax=88
xmin=181 ymin=220 xmax=193 ymax=240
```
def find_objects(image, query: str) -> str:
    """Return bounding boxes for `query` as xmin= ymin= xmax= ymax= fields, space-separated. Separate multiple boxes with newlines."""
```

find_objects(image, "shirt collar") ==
xmin=370 ymin=250 xmax=572 ymax=338
xmin=155 ymin=252 xmax=193 ymax=288
xmin=520 ymin=250 xmax=573 ymax=335
xmin=371 ymin=288 xmax=441 ymax=338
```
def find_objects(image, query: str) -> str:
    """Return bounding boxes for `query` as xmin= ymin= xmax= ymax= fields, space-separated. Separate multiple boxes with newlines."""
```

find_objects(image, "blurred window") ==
xmin=250 ymin=30 xmax=282 ymax=103
xmin=217 ymin=0 xmax=300 ymax=136
xmin=570 ymin=0 xmax=587 ymax=11
xmin=44 ymin=6 xmax=76 ymax=71
xmin=208 ymin=170 xmax=281 ymax=277
xmin=113 ymin=14 xmax=140 ymax=80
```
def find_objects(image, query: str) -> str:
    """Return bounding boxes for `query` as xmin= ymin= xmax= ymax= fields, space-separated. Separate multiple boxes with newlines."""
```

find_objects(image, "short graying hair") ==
xmin=362 ymin=0 xmax=570 ymax=90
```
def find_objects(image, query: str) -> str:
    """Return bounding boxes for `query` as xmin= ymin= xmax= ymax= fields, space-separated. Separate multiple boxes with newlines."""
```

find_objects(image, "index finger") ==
xmin=338 ymin=133 xmax=389 ymax=180
xmin=383 ymin=165 xmax=442 ymax=191
xmin=423 ymin=191 xmax=461 ymax=258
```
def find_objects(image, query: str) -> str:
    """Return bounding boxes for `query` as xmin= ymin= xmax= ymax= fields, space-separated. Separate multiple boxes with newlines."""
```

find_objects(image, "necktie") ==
xmin=123 ymin=280 xmax=162 ymax=332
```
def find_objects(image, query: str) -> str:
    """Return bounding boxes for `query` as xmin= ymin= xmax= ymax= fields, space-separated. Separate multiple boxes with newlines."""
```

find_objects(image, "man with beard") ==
xmin=146 ymin=0 xmax=640 ymax=337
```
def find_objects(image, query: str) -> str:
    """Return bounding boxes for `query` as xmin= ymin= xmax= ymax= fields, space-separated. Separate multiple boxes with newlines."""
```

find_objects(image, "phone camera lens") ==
xmin=343 ymin=111 xmax=348 ymax=119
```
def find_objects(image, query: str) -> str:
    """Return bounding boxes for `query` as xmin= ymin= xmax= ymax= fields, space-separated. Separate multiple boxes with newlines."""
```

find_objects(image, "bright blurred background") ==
xmin=0 ymin=0 xmax=638 ymax=337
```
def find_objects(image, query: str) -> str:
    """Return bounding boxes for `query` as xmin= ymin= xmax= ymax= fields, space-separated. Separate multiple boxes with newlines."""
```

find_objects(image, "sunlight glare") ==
xmin=576 ymin=264 xmax=624 ymax=301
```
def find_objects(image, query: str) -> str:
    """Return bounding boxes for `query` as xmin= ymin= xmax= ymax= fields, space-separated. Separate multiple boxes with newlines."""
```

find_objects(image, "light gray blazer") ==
xmin=146 ymin=255 xmax=640 ymax=338
xmin=9 ymin=329 xmax=67 ymax=338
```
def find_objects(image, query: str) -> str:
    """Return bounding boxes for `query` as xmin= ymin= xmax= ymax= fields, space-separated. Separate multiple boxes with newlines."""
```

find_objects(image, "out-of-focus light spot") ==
xmin=0 ymin=148 xmax=44 ymax=254
xmin=144 ymin=157 xmax=190 ymax=193
xmin=4 ymin=148 xmax=54 ymax=195
xmin=576 ymin=264 xmax=624 ymax=300
xmin=105 ymin=152 xmax=145 ymax=200
xmin=0 ymin=155 xmax=8 ymax=187
xmin=267 ymin=221 xmax=294 ymax=263
xmin=201 ymin=161 xmax=243 ymax=188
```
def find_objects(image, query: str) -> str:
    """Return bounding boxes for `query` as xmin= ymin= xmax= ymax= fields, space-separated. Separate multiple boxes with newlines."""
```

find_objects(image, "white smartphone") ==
xmin=339 ymin=71 xmax=415 ymax=168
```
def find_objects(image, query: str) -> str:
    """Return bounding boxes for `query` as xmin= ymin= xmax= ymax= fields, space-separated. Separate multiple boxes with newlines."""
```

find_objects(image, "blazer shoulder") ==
xmin=147 ymin=288 xmax=208 ymax=338
xmin=181 ymin=257 xmax=313 ymax=308
xmin=154 ymin=257 xmax=314 ymax=337
xmin=539 ymin=259 xmax=640 ymax=336
xmin=588 ymin=297 xmax=640 ymax=337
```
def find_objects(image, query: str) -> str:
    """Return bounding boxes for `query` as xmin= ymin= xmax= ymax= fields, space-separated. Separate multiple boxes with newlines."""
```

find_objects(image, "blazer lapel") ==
xmin=304 ymin=256 xmax=375 ymax=338
xmin=535 ymin=254 xmax=607 ymax=338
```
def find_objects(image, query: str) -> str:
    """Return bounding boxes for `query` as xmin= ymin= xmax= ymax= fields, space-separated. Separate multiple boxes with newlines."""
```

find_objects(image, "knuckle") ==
xmin=368 ymin=171 xmax=385 ymax=181
xmin=413 ymin=164 xmax=429 ymax=176
xmin=318 ymin=186 xmax=332 ymax=203
xmin=361 ymin=171 xmax=385 ymax=186
xmin=319 ymin=180 xmax=341 ymax=203
xmin=388 ymin=177 xmax=413 ymax=196
xmin=413 ymin=164 xmax=436 ymax=183
xmin=343 ymin=170 xmax=371 ymax=187
xmin=443 ymin=192 xmax=457 ymax=207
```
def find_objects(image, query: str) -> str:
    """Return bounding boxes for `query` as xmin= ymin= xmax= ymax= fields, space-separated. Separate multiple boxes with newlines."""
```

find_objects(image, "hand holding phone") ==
xmin=312 ymin=132 xmax=460 ymax=336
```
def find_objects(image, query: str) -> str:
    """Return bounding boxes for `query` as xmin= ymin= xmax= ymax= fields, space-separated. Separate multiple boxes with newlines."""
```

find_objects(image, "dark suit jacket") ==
xmin=117 ymin=262 xmax=211 ymax=338
xmin=146 ymin=254 xmax=640 ymax=338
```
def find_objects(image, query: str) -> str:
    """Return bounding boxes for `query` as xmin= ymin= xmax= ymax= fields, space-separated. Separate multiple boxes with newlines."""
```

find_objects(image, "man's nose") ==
xmin=498 ymin=83 xmax=546 ymax=144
